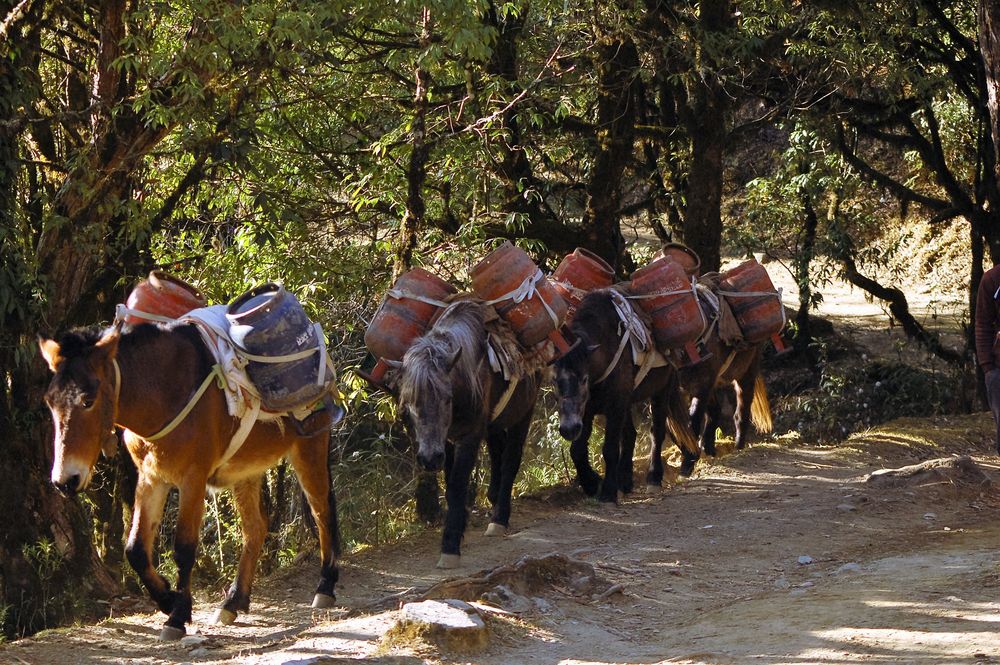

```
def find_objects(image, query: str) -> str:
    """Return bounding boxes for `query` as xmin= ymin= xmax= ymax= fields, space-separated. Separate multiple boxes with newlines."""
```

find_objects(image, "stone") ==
xmin=836 ymin=503 xmax=856 ymax=512
xmin=834 ymin=562 xmax=862 ymax=575
xmin=797 ymin=555 xmax=814 ymax=565
xmin=395 ymin=599 xmax=488 ymax=651
xmin=180 ymin=635 xmax=208 ymax=648
xmin=773 ymin=576 xmax=790 ymax=589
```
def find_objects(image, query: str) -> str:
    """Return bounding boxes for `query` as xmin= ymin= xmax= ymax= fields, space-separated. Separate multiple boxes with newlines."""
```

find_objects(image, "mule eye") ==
xmin=82 ymin=398 xmax=95 ymax=409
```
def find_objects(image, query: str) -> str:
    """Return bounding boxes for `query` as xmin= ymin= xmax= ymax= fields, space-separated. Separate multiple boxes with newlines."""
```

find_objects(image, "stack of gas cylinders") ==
xmin=364 ymin=240 xmax=786 ymax=381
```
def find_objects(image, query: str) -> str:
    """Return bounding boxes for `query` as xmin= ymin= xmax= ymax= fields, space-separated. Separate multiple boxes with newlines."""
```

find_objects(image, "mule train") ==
xmin=40 ymin=242 xmax=780 ymax=639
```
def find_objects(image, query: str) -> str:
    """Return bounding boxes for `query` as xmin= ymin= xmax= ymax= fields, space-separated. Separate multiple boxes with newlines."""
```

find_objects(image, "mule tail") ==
xmin=665 ymin=381 xmax=700 ymax=458
xmin=750 ymin=375 xmax=772 ymax=434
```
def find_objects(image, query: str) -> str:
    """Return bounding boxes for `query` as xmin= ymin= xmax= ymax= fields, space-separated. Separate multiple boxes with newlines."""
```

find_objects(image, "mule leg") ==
xmin=734 ymin=373 xmax=756 ymax=450
xmin=439 ymin=436 xmax=480 ymax=568
xmin=617 ymin=412 xmax=636 ymax=494
xmin=288 ymin=433 xmax=340 ymax=608
xmin=486 ymin=416 xmax=529 ymax=534
xmin=598 ymin=408 xmax=626 ymax=503
xmin=125 ymin=477 xmax=175 ymax=618
xmin=214 ymin=477 xmax=266 ymax=625
xmin=569 ymin=413 xmax=600 ymax=496
xmin=485 ymin=430 xmax=503 ymax=508
xmin=701 ymin=395 xmax=721 ymax=457
xmin=646 ymin=394 xmax=668 ymax=489
xmin=160 ymin=476 xmax=208 ymax=639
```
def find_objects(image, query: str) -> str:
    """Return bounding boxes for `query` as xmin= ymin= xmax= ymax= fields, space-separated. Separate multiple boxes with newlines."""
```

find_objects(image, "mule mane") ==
xmin=399 ymin=300 xmax=486 ymax=412
xmin=556 ymin=290 xmax=619 ymax=372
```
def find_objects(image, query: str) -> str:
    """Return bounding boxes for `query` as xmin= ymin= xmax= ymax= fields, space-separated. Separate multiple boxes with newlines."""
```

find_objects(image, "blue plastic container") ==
xmin=227 ymin=283 xmax=328 ymax=412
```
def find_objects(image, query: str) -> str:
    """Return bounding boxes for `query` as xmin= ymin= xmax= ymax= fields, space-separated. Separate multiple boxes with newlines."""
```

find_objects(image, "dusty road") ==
xmin=4 ymin=412 xmax=999 ymax=665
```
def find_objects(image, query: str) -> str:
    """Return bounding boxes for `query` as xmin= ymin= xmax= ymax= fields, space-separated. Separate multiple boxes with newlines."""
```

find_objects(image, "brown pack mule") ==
xmin=39 ymin=322 xmax=340 ymax=640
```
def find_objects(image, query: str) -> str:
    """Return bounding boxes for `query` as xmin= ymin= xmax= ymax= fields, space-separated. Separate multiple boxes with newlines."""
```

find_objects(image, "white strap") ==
xmin=718 ymin=287 xmax=787 ymax=328
xmin=213 ymin=397 xmax=261 ymax=473
xmin=114 ymin=303 xmax=176 ymax=324
xmin=490 ymin=376 xmax=520 ymax=422
xmin=595 ymin=325 xmax=630 ymax=385
xmin=387 ymin=288 xmax=450 ymax=308
xmin=485 ymin=269 xmax=560 ymax=328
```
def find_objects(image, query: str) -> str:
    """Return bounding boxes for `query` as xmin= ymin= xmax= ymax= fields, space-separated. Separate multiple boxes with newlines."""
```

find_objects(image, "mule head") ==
xmin=39 ymin=327 xmax=121 ymax=496
xmin=553 ymin=337 xmax=600 ymax=441
xmin=398 ymin=342 xmax=462 ymax=472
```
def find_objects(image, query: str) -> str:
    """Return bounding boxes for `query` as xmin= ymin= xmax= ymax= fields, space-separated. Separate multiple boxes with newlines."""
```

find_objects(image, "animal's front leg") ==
xmin=124 ymin=477 xmax=174 ymax=619
xmin=159 ymin=476 xmax=207 ymax=640
xmin=599 ymin=409 xmax=626 ymax=503
xmin=438 ymin=437 xmax=480 ymax=569
xmin=485 ymin=416 xmax=529 ymax=535
xmin=569 ymin=414 xmax=600 ymax=496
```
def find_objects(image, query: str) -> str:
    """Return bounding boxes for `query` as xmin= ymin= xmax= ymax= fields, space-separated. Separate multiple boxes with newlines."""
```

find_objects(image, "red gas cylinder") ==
xmin=659 ymin=242 xmax=701 ymax=277
xmin=719 ymin=259 xmax=785 ymax=345
xmin=629 ymin=257 xmax=705 ymax=356
xmin=365 ymin=268 xmax=457 ymax=382
xmin=124 ymin=271 xmax=206 ymax=325
xmin=471 ymin=241 xmax=569 ymax=351
xmin=552 ymin=247 xmax=615 ymax=309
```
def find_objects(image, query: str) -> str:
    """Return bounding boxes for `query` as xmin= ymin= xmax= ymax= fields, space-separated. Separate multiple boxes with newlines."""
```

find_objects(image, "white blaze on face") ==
xmin=49 ymin=405 xmax=92 ymax=491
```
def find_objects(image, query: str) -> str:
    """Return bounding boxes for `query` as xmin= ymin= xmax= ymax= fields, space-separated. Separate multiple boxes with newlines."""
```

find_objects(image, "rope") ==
xmin=485 ymin=269 xmax=561 ymax=329
xmin=114 ymin=303 xmax=175 ymax=324
xmin=717 ymin=287 xmax=788 ymax=329
xmin=144 ymin=365 xmax=224 ymax=441
xmin=387 ymin=288 xmax=451 ymax=308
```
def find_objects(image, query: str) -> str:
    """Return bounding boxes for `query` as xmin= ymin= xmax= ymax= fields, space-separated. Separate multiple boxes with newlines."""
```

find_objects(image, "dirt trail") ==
xmin=5 ymin=412 xmax=1000 ymax=665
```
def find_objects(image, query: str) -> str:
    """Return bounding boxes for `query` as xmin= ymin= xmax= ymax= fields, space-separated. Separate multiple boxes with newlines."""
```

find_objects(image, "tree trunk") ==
xmin=581 ymin=37 xmax=641 ymax=273
xmin=680 ymin=0 xmax=732 ymax=274
xmin=394 ymin=8 xmax=432 ymax=280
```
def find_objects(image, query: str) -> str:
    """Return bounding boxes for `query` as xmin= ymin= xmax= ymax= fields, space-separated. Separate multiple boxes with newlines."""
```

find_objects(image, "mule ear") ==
xmin=587 ymin=343 xmax=600 ymax=353
xmin=384 ymin=358 xmax=403 ymax=369
xmin=38 ymin=335 xmax=62 ymax=373
xmin=93 ymin=327 xmax=121 ymax=360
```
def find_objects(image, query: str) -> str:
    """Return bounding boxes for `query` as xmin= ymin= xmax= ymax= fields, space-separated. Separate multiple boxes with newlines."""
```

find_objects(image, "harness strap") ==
xmin=387 ymin=288 xmax=450 ymax=308
xmin=142 ymin=364 xmax=224 ymax=441
xmin=114 ymin=303 xmax=175 ymax=324
xmin=595 ymin=324 xmax=631 ymax=385
xmin=485 ymin=269 xmax=561 ymax=329
xmin=717 ymin=287 xmax=788 ymax=329
xmin=490 ymin=376 xmax=520 ymax=422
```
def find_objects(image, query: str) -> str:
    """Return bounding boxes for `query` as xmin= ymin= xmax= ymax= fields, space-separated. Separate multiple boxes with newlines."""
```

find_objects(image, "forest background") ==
xmin=5 ymin=0 xmax=1000 ymax=641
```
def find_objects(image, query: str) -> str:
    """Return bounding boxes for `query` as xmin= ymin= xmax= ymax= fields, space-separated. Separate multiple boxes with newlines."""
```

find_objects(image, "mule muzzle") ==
xmin=53 ymin=474 xmax=82 ymax=497
xmin=559 ymin=420 xmax=583 ymax=442
xmin=417 ymin=449 xmax=445 ymax=472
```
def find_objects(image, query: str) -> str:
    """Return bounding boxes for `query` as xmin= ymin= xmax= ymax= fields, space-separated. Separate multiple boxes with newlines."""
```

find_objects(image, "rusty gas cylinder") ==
xmin=365 ymin=268 xmax=458 ymax=383
xmin=124 ymin=271 xmax=206 ymax=325
xmin=470 ymin=240 xmax=569 ymax=351
xmin=719 ymin=259 xmax=785 ymax=345
xmin=552 ymin=247 xmax=615 ymax=310
xmin=629 ymin=256 xmax=705 ymax=358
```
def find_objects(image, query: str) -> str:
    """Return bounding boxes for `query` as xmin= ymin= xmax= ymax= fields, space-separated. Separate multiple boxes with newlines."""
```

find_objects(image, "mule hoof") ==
xmin=158 ymin=625 xmax=186 ymax=641
xmin=311 ymin=592 xmax=337 ymax=609
xmin=645 ymin=484 xmax=662 ymax=494
xmin=436 ymin=553 xmax=462 ymax=569
xmin=484 ymin=522 xmax=507 ymax=537
xmin=212 ymin=607 xmax=237 ymax=626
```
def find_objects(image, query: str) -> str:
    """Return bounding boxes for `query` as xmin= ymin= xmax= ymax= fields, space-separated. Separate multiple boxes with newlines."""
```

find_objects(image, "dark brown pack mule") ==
xmin=553 ymin=289 xmax=702 ymax=501
xmin=645 ymin=302 xmax=773 ymax=489
xmin=39 ymin=322 xmax=340 ymax=640
xmin=391 ymin=300 xmax=542 ymax=569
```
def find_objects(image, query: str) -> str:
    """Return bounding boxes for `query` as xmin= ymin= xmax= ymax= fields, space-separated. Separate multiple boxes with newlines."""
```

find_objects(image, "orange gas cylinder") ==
xmin=124 ymin=271 xmax=206 ymax=325
xmin=552 ymin=247 xmax=615 ymax=309
xmin=471 ymin=240 xmax=569 ymax=351
xmin=629 ymin=257 xmax=705 ymax=355
xmin=659 ymin=242 xmax=701 ymax=277
xmin=718 ymin=259 xmax=785 ymax=344
xmin=365 ymin=268 xmax=457 ymax=381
